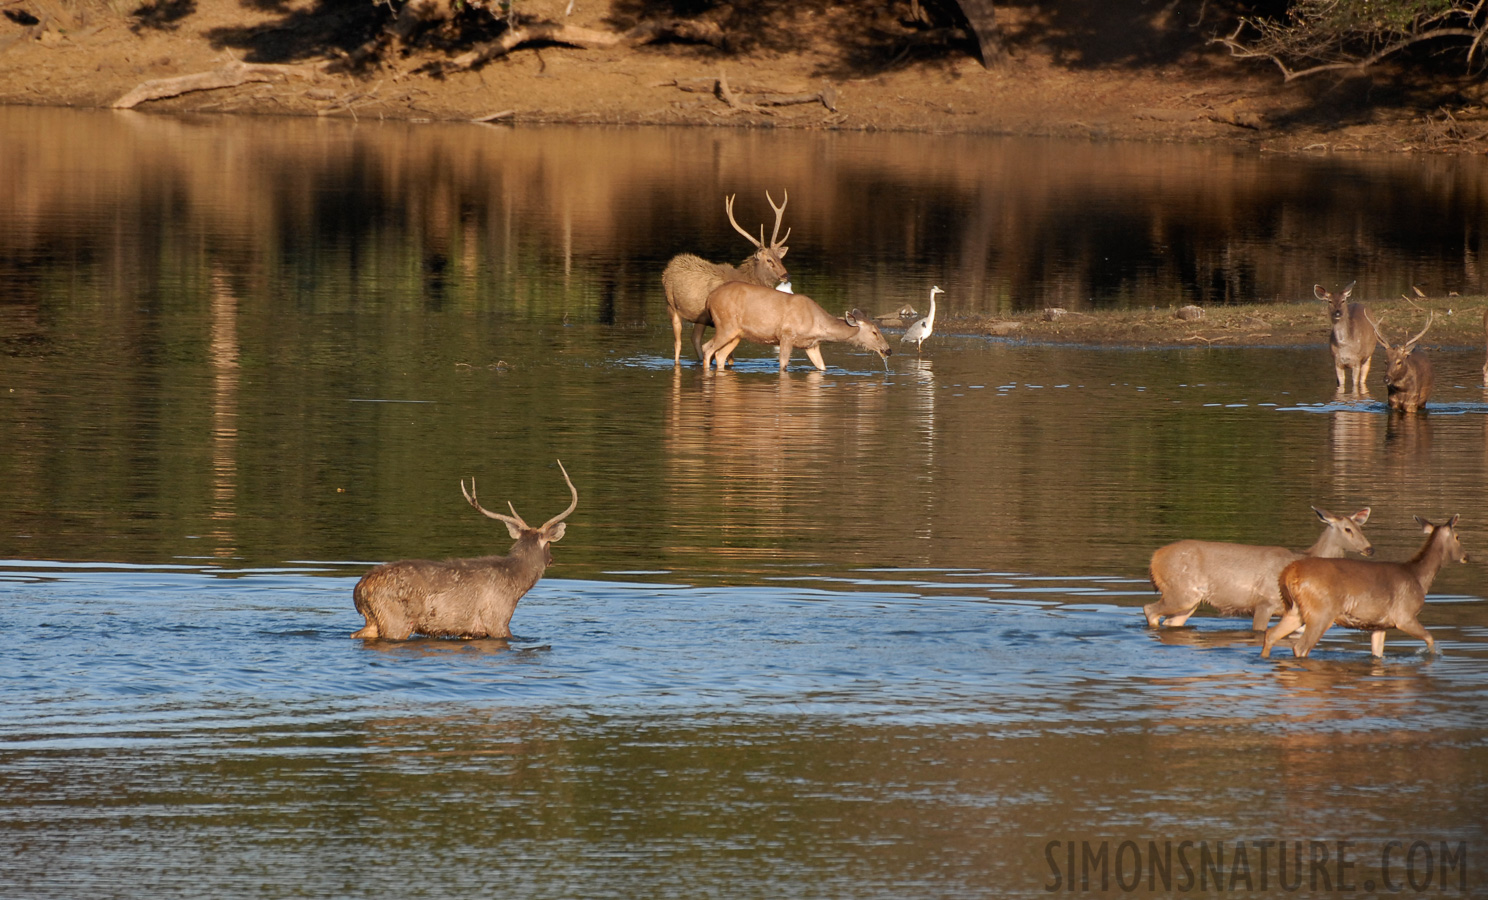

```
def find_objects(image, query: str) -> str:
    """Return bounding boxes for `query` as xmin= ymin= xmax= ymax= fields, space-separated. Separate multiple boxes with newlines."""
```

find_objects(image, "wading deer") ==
xmin=1263 ymin=515 xmax=1468 ymax=658
xmin=351 ymin=461 xmax=578 ymax=641
xmin=1367 ymin=311 xmax=1434 ymax=413
xmin=661 ymin=190 xmax=792 ymax=365
xmin=1315 ymin=282 xmax=1375 ymax=393
xmin=700 ymin=281 xmax=892 ymax=372
xmin=1144 ymin=506 xmax=1374 ymax=630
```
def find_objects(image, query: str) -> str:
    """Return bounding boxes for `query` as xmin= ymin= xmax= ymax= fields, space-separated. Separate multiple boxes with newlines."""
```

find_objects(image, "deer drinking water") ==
xmin=1262 ymin=515 xmax=1468 ymax=658
xmin=1367 ymin=311 xmax=1434 ymax=413
xmin=1144 ymin=506 xmax=1374 ymax=630
xmin=699 ymin=282 xmax=892 ymax=372
xmin=1315 ymin=282 xmax=1376 ymax=393
xmin=351 ymin=461 xmax=578 ymax=640
xmin=661 ymin=190 xmax=792 ymax=365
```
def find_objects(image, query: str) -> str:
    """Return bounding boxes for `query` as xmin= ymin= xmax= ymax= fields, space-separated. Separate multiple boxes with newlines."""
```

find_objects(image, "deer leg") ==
xmin=1251 ymin=599 xmax=1280 ymax=631
xmin=1334 ymin=362 xmax=1347 ymax=391
xmin=351 ymin=620 xmax=381 ymax=640
xmin=1291 ymin=616 xmax=1333 ymax=658
xmin=670 ymin=308 xmax=685 ymax=366
xmin=1262 ymin=609 xmax=1303 ymax=658
xmin=777 ymin=341 xmax=795 ymax=371
xmin=1355 ymin=357 xmax=1371 ymax=392
xmin=1370 ymin=630 xmax=1386 ymax=657
xmin=691 ymin=320 xmax=709 ymax=363
xmin=1394 ymin=618 xmax=1436 ymax=655
xmin=715 ymin=338 xmax=742 ymax=371
xmin=804 ymin=345 xmax=827 ymax=372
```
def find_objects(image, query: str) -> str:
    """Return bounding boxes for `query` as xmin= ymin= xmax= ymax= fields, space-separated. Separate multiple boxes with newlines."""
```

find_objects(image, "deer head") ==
xmin=726 ymin=190 xmax=791 ymax=287
xmin=461 ymin=460 xmax=579 ymax=565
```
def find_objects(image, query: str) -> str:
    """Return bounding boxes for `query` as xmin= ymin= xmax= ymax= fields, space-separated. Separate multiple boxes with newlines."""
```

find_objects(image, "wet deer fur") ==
xmin=662 ymin=190 xmax=791 ymax=365
xmin=351 ymin=461 xmax=578 ymax=640
xmin=699 ymin=281 xmax=892 ymax=372
xmin=1263 ymin=515 xmax=1468 ymax=658
xmin=1367 ymin=310 xmax=1434 ymax=414
xmin=1145 ymin=506 xmax=1373 ymax=630
xmin=1315 ymin=282 xmax=1376 ymax=393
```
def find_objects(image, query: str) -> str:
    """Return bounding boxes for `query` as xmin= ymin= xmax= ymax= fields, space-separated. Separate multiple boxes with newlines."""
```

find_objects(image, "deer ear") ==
xmin=844 ymin=310 xmax=860 ymax=326
xmin=1352 ymin=508 xmax=1370 ymax=525
xmin=503 ymin=520 xmax=526 ymax=541
xmin=1415 ymin=516 xmax=1432 ymax=533
xmin=1313 ymin=285 xmax=1329 ymax=301
xmin=1448 ymin=514 xmax=1460 ymax=528
xmin=777 ymin=246 xmax=788 ymax=259
xmin=542 ymin=522 xmax=567 ymax=544
xmin=1341 ymin=281 xmax=1356 ymax=300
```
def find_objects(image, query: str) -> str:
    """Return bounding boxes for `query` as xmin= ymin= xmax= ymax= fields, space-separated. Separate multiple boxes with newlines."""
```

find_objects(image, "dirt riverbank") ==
xmin=3 ymin=1 xmax=1486 ymax=153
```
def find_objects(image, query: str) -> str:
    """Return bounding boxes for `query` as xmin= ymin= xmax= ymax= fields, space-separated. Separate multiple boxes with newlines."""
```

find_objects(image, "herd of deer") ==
xmin=350 ymin=213 xmax=1474 ymax=659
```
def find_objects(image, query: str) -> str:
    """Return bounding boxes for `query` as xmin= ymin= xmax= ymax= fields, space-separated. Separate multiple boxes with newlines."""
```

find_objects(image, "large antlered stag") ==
xmin=1144 ymin=506 xmax=1373 ymax=630
xmin=1366 ymin=311 xmax=1434 ymax=414
xmin=1262 ymin=515 xmax=1468 ymax=658
xmin=1315 ymin=282 xmax=1376 ymax=393
xmin=699 ymin=281 xmax=892 ymax=372
xmin=662 ymin=191 xmax=792 ymax=365
xmin=351 ymin=461 xmax=578 ymax=640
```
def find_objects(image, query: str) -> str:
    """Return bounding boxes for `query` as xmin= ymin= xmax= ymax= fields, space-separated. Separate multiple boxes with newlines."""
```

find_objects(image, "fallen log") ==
xmin=111 ymin=61 xmax=314 ymax=109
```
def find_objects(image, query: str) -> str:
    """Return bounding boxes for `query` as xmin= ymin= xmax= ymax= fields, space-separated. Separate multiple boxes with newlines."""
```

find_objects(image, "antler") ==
xmin=1363 ymin=309 xmax=1391 ymax=350
xmin=1403 ymin=312 xmax=1433 ymax=350
xmin=724 ymin=194 xmax=764 ymax=249
xmin=462 ymin=459 xmax=578 ymax=535
xmin=539 ymin=459 xmax=579 ymax=532
xmin=463 ymin=478 xmax=528 ymax=530
xmin=766 ymin=188 xmax=790 ymax=250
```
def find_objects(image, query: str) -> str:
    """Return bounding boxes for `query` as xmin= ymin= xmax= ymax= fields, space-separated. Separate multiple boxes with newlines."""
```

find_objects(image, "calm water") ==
xmin=2 ymin=109 xmax=1487 ymax=898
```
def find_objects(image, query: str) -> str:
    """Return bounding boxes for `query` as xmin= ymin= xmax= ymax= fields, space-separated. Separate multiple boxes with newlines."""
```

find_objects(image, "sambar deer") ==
xmin=351 ymin=461 xmax=578 ymax=640
xmin=1263 ymin=515 xmax=1468 ymax=658
xmin=699 ymin=281 xmax=892 ymax=372
xmin=1315 ymin=282 xmax=1375 ymax=393
xmin=661 ymin=190 xmax=792 ymax=365
xmin=1366 ymin=311 xmax=1434 ymax=413
xmin=1144 ymin=506 xmax=1373 ymax=630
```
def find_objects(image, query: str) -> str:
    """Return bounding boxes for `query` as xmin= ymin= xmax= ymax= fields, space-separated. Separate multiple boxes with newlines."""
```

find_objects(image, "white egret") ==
xmin=901 ymin=285 xmax=942 ymax=354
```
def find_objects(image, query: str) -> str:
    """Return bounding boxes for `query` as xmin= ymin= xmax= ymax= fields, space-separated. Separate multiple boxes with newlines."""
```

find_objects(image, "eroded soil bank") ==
xmin=3 ymin=1 xmax=1486 ymax=153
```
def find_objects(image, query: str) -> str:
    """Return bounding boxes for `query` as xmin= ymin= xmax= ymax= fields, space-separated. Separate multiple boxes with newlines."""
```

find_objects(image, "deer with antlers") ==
xmin=351 ymin=461 xmax=578 ymax=640
xmin=662 ymin=190 xmax=792 ymax=366
xmin=1366 ymin=311 xmax=1434 ymax=413
xmin=1315 ymin=282 xmax=1376 ymax=393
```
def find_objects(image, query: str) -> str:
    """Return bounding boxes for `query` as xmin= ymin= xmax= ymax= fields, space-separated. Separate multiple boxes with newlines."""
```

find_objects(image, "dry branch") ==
xmin=112 ymin=61 xmax=315 ymax=109
xmin=444 ymin=17 xmax=723 ymax=72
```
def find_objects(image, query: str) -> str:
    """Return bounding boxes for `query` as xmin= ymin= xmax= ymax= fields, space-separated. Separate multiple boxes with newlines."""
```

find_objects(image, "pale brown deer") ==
xmin=1315 ymin=282 xmax=1375 ymax=393
xmin=700 ymin=281 xmax=892 ymax=372
xmin=351 ymin=461 xmax=578 ymax=640
xmin=1263 ymin=515 xmax=1468 ymax=658
xmin=1480 ymin=306 xmax=1486 ymax=386
xmin=1144 ymin=506 xmax=1374 ymax=630
xmin=662 ymin=190 xmax=792 ymax=365
xmin=1367 ymin=311 xmax=1434 ymax=413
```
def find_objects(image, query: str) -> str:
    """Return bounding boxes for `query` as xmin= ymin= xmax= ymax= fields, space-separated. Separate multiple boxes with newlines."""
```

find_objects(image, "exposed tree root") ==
xmin=111 ymin=61 xmax=317 ymax=109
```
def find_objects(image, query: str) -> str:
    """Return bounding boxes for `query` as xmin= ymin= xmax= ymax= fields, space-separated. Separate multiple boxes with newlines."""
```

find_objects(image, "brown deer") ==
xmin=662 ymin=191 xmax=792 ymax=365
xmin=700 ymin=281 xmax=892 ymax=372
xmin=1315 ymin=282 xmax=1375 ymax=393
xmin=1366 ymin=311 xmax=1434 ymax=413
xmin=1144 ymin=506 xmax=1373 ymax=630
xmin=1481 ymin=306 xmax=1487 ymax=387
xmin=351 ymin=461 xmax=578 ymax=641
xmin=1263 ymin=515 xmax=1468 ymax=658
